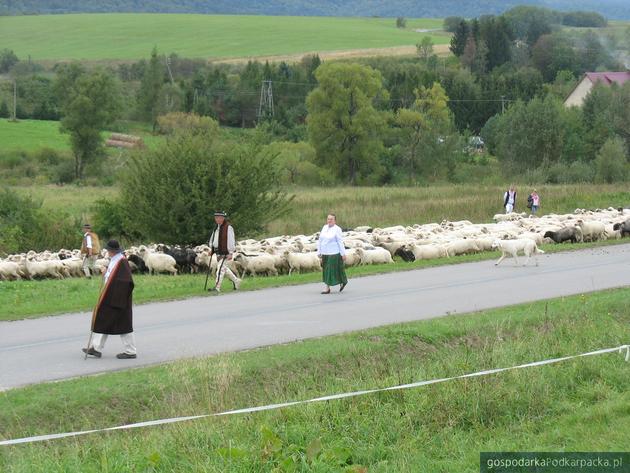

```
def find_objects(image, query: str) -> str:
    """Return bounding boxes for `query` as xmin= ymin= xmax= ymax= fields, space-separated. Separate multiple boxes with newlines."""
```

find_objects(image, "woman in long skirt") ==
xmin=317 ymin=214 xmax=348 ymax=294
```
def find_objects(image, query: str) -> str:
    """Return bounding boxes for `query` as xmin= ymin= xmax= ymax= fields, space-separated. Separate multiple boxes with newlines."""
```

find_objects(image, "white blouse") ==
xmin=317 ymin=224 xmax=346 ymax=256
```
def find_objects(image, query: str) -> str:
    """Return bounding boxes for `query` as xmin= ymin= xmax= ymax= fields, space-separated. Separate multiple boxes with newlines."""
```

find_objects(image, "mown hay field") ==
xmin=0 ymin=14 xmax=448 ymax=61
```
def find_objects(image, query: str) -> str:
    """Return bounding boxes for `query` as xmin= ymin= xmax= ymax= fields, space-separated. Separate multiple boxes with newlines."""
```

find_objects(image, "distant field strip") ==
xmin=0 ymin=14 xmax=448 ymax=61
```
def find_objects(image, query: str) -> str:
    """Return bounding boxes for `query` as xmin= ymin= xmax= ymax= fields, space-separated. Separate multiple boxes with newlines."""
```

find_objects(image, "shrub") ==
xmin=118 ymin=129 xmax=291 ymax=244
xmin=0 ymin=189 xmax=78 ymax=253
xmin=156 ymin=112 xmax=219 ymax=136
xmin=595 ymin=136 xmax=628 ymax=183
xmin=544 ymin=161 xmax=595 ymax=184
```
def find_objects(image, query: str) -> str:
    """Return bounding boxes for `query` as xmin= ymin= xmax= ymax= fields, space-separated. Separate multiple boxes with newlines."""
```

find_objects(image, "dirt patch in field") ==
xmin=212 ymin=44 xmax=451 ymax=65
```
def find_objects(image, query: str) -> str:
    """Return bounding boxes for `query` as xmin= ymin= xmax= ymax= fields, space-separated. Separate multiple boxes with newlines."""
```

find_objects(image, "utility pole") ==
xmin=501 ymin=95 xmax=506 ymax=114
xmin=257 ymin=80 xmax=274 ymax=121
xmin=12 ymin=79 xmax=17 ymax=121
xmin=165 ymin=56 xmax=174 ymax=85
xmin=165 ymin=56 xmax=175 ymax=110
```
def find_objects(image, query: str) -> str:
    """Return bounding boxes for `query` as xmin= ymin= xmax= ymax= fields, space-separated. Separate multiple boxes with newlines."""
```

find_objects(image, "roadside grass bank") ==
xmin=1 ymin=239 xmax=627 ymax=321
xmin=1 ymin=288 xmax=629 ymax=472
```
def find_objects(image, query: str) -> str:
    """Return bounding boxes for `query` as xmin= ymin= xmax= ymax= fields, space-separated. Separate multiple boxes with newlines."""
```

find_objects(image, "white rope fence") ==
xmin=1 ymin=344 xmax=628 ymax=447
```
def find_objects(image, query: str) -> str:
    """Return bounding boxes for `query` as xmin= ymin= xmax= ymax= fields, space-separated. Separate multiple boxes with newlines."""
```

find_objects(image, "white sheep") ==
xmin=285 ymin=251 xmax=321 ymax=275
xmin=0 ymin=261 xmax=25 ymax=280
xmin=355 ymin=247 xmax=394 ymax=265
xmin=576 ymin=220 xmax=605 ymax=242
xmin=24 ymin=257 xmax=65 ymax=279
xmin=138 ymin=248 xmax=178 ymax=275
xmin=444 ymin=239 xmax=480 ymax=256
xmin=233 ymin=253 xmax=278 ymax=277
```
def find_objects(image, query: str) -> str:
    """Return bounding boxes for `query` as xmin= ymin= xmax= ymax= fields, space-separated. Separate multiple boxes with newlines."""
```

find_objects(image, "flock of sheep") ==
xmin=1 ymin=208 xmax=629 ymax=282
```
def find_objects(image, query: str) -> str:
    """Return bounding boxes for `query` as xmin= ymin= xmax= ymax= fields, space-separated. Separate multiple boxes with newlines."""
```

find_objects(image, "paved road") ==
xmin=2 ymin=244 xmax=629 ymax=390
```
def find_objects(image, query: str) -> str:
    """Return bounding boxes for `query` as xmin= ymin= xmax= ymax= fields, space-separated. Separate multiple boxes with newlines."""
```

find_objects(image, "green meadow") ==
xmin=0 ymin=14 xmax=448 ymax=61
xmin=0 ymin=119 xmax=69 ymax=152
xmin=1 ymin=288 xmax=629 ymax=471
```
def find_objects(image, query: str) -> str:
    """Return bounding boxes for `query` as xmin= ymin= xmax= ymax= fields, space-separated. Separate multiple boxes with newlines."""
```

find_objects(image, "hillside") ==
xmin=0 ymin=15 xmax=449 ymax=61
xmin=1 ymin=0 xmax=629 ymax=19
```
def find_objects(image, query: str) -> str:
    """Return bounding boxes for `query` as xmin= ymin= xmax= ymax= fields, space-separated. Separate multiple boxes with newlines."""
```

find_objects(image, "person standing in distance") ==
xmin=317 ymin=214 xmax=347 ymax=294
xmin=503 ymin=185 xmax=517 ymax=214
xmin=208 ymin=210 xmax=241 ymax=293
xmin=80 ymin=223 xmax=100 ymax=278
xmin=83 ymin=240 xmax=137 ymax=359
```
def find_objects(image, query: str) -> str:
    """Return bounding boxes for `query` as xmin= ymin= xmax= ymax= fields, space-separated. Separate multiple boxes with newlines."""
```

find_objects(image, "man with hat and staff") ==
xmin=80 ymin=223 xmax=100 ymax=278
xmin=83 ymin=239 xmax=137 ymax=359
xmin=208 ymin=210 xmax=241 ymax=293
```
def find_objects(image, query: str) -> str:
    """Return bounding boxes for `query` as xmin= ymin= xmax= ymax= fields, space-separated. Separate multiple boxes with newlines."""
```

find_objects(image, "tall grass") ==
xmin=9 ymin=182 xmax=630 ymax=239
xmin=1 ymin=288 xmax=629 ymax=471
xmin=268 ymin=184 xmax=630 ymax=235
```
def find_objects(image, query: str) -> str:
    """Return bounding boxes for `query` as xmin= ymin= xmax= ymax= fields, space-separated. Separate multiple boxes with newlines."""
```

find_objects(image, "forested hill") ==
xmin=2 ymin=0 xmax=629 ymax=19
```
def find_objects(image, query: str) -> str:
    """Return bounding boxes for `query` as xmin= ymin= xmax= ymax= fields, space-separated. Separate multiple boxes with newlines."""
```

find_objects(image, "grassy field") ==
xmin=0 ymin=119 xmax=70 ymax=152
xmin=1 ymin=288 xmax=629 ymax=471
xmin=0 ymin=118 xmax=165 ymax=154
xmin=0 ymin=14 xmax=448 ymax=62
xmin=1 ymin=238 xmax=627 ymax=322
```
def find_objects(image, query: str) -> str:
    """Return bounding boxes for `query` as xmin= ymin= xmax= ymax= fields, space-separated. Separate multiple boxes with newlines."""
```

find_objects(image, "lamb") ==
xmin=543 ymin=227 xmax=583 ymax=244
xmin=491 ymin=239 xmax=545 ymax=266
xmin=233 ymin=253 xmax=278 ymax=277
xmin=138 ymin=248 xmax=178 ymax=275
xmin=355 ymin=247 xmax=394 ymax=265
xmin=576 ymin=219 xmax=605 ymax=242
xmin=284 ymin=251 xmax=320 ymax=275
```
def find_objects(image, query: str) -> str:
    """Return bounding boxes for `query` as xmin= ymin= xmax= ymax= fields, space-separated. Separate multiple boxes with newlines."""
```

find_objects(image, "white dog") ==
xmin=491 ymin=238 xmax=545 ymax=266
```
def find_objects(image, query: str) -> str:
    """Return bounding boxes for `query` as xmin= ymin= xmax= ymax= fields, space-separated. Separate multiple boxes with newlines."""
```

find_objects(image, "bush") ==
xmin=156 ymin=112 xmax=219 ymax=136
xmin=119 ymin=129 xmax=291 ymax=244
xmin=595 ymin=136 xmax=628 ymax=183
xmin=92 ymin=198 xmax=140 ymax=242
xmin=0 ymin=189 xmax=78 ymax=254
xmin=544 ymin=161 xmax=595 ymax=184
xmin=396 ymin=17 xmax=406 ymax=28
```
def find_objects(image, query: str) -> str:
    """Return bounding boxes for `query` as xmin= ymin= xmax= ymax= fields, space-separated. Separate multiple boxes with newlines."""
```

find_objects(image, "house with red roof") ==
xmin=564 ymin=71 xmax=630 ymax=107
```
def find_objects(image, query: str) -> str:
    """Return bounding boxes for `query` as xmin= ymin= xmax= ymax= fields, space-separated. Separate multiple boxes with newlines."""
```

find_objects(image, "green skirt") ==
xmin=321 ymin=254 xmax=348 ymax=287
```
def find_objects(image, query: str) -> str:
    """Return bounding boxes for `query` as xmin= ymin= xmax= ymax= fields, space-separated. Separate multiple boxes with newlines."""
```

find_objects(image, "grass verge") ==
xmin=1 ymin=288 xmax=629 ymax=472
xmin=1 ymin=239 xmax=628 ymax=321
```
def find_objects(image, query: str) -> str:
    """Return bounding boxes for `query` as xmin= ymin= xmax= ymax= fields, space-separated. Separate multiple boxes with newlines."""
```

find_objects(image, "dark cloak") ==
xmin=91 ymin=257 xmax=134 ymax=335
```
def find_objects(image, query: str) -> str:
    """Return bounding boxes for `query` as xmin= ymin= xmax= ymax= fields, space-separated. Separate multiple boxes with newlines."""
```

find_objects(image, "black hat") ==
xmin=105 ymin=239 xmax=122 ymax=252
xmin=214 ymin=210 xmax=227 ymax=217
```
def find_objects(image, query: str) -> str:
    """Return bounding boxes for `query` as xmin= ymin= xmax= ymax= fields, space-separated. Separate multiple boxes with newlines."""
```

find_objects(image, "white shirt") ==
xmin=84 ymin=232 xmax=92 ymax=250
xmin=104 ymin=253 xmax=124 ymax=284
xmin=317 ymin=224 xmax=346 ymax=256
xmin=210 ymin=224 xmax=236 ymax=254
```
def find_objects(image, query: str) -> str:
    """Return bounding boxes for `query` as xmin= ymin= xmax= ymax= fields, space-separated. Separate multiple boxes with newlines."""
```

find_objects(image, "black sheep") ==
xmin=544 ymin=227 xmax=583 ymax=244
xmin=127 ymin=254 xmax=149 ymax=273
xmin=394 ymin=247 xmax=415 ymax=262
xmin=160 ymin=245 xmax=198 ymax=273
xmin=613 ymin=219 xmax=630 ymax=237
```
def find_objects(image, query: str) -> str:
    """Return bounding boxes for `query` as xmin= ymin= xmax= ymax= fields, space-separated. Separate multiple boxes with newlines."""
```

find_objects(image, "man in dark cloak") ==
xmin=82 ymin=240 xmax=137 ymax=359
